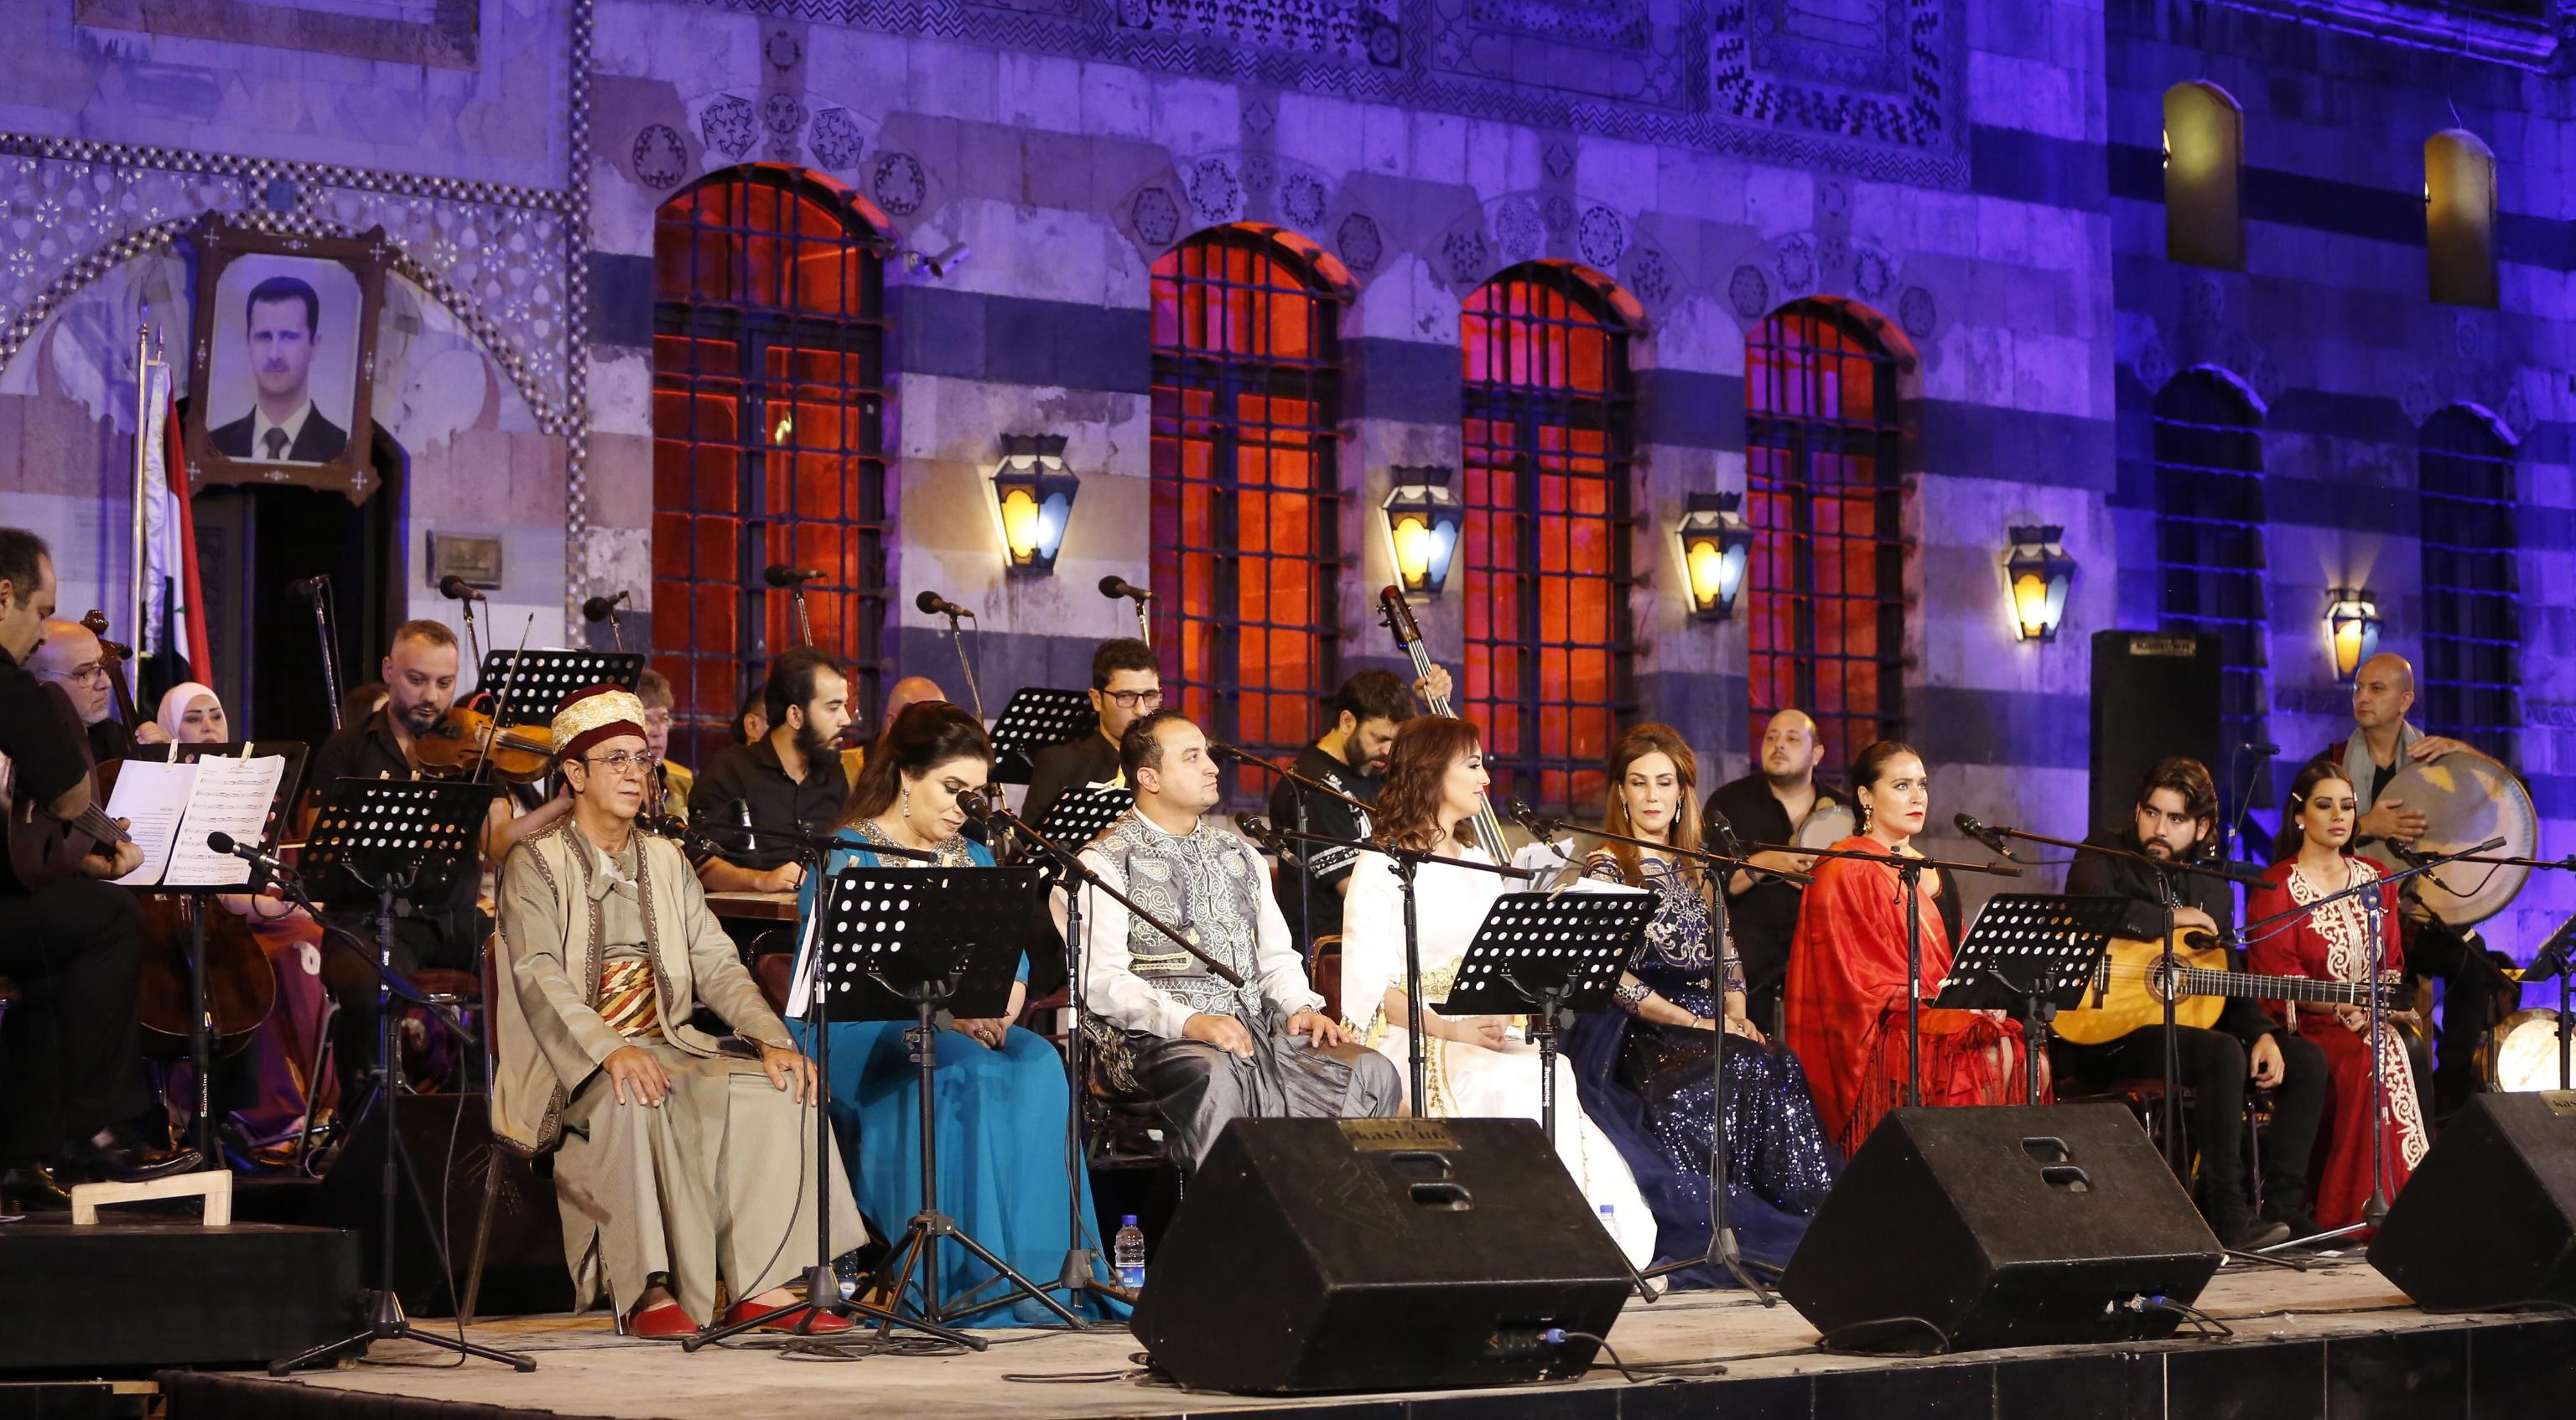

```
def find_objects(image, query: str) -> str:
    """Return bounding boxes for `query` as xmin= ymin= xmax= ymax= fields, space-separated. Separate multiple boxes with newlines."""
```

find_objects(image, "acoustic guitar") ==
xmin=2054 ymin=930 xmax=2406 ymax=1045
xmin=0 ymin=681 xmax=133 ymax=893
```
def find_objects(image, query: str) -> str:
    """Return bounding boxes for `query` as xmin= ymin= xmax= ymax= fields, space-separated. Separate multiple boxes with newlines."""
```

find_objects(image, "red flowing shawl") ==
xmin=1784 ymin=837 xmax=2033 ymax=1153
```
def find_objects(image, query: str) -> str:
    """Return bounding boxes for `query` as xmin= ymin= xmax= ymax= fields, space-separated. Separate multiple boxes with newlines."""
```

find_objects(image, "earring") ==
xmin=900 ymin=785 xmax=913 ymax=819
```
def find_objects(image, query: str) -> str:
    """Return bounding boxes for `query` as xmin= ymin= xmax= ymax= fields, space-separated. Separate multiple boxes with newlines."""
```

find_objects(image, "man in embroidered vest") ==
xmin=491 ymin=684 xmax=865 ymax=1339
xmin=1057 ymin=707 xmax=1402 ymax=1170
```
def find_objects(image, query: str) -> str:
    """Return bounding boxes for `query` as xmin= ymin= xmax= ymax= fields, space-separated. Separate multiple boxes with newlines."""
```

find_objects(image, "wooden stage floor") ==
xmin=158 ymin=1256 xmax=2576 ymax=1420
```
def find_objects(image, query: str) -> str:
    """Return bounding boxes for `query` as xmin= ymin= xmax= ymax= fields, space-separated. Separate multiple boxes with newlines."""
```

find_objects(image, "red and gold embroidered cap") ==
xmin=553 ymin=683 xmax=648 ymax=762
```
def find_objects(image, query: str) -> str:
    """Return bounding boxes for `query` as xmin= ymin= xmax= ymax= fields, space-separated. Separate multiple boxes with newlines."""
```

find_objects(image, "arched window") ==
xmin=2152 ymin=370 xmax=2268 ymax=755
xmin=1150 ymin=225 xmax=1346 ymax=766
xmin=2163 ymin=81 xmax=2245 ymax=271
xmin=2418 ymin=407 xmax=2519 ymax=759
xmin=2426 ymin=130 xmax=2498 ymax=308
xmin=1459 ymin=263 xmax=1635 ymax=810
xmin=1743 ymin=300 xmax=1907 ymax=779
xmin=650 ymin=166 xmax=890 ymax=771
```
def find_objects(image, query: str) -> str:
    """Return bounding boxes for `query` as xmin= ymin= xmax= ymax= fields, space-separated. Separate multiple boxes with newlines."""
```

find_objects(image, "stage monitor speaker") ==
xmin=307 ymin=1091 xmax=573 ymax=1318
xmin=2088 ymin=630 xmax=2222 ymax=837
xmin=1779 ymin=1104 xmax=2221 ymax=1352
xmin=2370 ymin=1091 xmax=2576 ymax=1310
xmin=1130 ymin=1117 xmax=1632 ymax=1394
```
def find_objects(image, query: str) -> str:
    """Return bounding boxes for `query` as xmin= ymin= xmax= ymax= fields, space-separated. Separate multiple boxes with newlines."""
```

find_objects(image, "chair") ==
xmin=1305 ymin=935 xmax=1342 ymax=1024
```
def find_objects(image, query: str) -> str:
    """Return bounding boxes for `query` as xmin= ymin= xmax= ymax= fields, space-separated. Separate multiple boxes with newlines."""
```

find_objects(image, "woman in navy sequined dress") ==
xmin=1563 ymin=724 xmax=1839 ymax=1286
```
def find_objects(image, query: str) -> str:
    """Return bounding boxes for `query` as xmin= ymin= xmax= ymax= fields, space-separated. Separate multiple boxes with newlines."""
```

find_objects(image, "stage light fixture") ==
xmin=991 ymin=433 xmax=1079 ymax=575
xmin=1675 ymin=492 xmax=1755 ymax=623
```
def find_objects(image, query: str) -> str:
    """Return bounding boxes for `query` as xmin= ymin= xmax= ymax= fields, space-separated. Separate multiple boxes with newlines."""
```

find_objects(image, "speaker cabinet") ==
xmin=1780 ymin=1105 xmax=2222 ymax=1352
xmin=1130 ymin=1117 xmax=1632 ymax=1394
xmin=2371 ymin=1091 xmax=2576 ymax=1310
xmin=2089 ymin=630 xmax=2222 ymax=836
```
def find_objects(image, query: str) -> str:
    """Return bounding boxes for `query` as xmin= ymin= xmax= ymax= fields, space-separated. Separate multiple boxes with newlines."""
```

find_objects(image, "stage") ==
xmin=152 ymin=1257 xmax=2573 ymax=1420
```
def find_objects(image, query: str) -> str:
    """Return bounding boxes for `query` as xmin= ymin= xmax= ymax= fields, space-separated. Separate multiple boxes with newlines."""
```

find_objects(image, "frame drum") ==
xmin=2489 ymin=1008 xmax=2573 ymax=1092
xmin=1794 ymin=800 xmax=1857 ymax=851
xmin=2355 ymin=751 xmax=2537 ymax=927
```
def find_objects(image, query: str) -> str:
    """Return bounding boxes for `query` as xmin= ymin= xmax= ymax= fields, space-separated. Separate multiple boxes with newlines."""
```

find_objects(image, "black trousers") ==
xmin=2406 ymin=917 xmax=2517 ymax=1114
xmin=316 ymin=909 xmax=486 ymax=1108
xmin=2052 ymin=1024 xmax=2328 ymax=1214
xmin=0 ymin=879 xmax=151 ymax=1164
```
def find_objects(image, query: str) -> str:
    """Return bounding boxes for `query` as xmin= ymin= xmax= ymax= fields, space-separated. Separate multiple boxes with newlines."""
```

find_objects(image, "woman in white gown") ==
xmin=1338 ymin=716 xmax=1655 ymax=1268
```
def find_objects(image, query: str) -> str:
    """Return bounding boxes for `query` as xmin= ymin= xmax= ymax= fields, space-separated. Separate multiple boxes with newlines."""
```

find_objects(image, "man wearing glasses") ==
xmin=1020 ymin=638 xmax=1161 ymax=834
xmin=27 ymin=619 xmax=131 ymax=765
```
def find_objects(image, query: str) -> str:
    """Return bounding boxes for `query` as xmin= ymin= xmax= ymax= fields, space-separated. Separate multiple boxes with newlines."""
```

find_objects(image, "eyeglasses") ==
xmin=579 ymin=751 xmax=657 ymax=776
xmin=38 ymin=661 xmax=111 ymax=683
xmin=1104 ymin=688 xmax=1164 ymax=710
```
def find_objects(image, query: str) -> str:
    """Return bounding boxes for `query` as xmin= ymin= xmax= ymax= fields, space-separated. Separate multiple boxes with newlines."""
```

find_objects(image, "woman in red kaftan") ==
xmin=1784 ymin=742 xmax=2044 ymax=1156
xmin=2245 ymin=762 xmax=2428 ymax=1232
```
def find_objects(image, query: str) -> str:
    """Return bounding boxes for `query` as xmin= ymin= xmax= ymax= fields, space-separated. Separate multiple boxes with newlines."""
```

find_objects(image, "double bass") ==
xmin=1376 ymin=585 xmax=1513 ymax=863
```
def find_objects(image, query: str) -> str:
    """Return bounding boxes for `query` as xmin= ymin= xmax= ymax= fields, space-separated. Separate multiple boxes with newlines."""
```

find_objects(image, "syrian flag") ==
xmin=138 ymin=361 xmax=213 ymax=685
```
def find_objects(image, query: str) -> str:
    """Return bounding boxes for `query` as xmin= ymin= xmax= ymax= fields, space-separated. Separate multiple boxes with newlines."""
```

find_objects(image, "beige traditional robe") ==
xmin=491 ymin=818 xmax=865 ymax=1324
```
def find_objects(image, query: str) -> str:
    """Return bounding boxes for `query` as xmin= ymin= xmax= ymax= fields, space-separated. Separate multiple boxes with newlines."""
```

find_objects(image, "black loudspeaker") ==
xmin=2088 ymin=630 xmax=2222 ymax=835
xmin=1130 ymin=1117 xmax=1632 ymax=1393
xmin=2370 ymin=1091 xmax=2576 ymax=1310
xmin=1779 ymin=1105 xmax=2221 ymax=1352
xmin=307 ymin=1092 xmax=573 ymax=1317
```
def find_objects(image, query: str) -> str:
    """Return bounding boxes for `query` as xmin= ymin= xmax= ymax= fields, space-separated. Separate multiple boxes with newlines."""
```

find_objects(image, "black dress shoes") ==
xmin=0 ymin=1163 xmax=72 ymax=1211
xmin=55 ymin=1133 xmax=205 ymax=1184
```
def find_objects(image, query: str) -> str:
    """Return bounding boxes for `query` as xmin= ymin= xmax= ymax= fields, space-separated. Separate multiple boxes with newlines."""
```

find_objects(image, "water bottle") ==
xmin=1114 ymin=1215 xmax=1147 ymax=1291
xmin=1597 ymin=1203 xmax=1618 ymax=1238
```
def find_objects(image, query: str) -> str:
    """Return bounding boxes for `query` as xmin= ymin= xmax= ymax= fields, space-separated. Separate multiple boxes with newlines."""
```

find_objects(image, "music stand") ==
xmin=124 ymin=739 xmax=309 ymax=1163
xmin=1441 ymin=891 xmax=1654 ymax=1144
xmin=1933 ymin=894 xmax=2131 ymax=1106
xmin=989 ymin=688 xmax=1096 ymax=785
xmin=271 ymin=779 xmax=531 ymax=1375
xmin=1036 ymin=786 xmax=1133 ymax=848
xmin=474 ymin=650 xmax=646 ymax=724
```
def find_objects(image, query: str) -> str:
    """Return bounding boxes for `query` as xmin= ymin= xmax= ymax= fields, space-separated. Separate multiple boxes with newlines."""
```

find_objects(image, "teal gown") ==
xmin=791 ymin=828 xmax=1124 ymax=1325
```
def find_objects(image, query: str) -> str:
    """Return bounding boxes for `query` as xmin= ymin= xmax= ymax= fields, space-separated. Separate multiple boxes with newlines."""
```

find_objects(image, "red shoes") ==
xmin=722 ymin=1297 xmax=854 ymax=1334
xmin=629 ymin=1302 xmax=699 ymax=1340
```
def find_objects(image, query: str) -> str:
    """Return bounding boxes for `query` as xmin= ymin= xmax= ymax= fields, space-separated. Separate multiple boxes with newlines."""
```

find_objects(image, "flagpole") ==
xmin=128 ymin=316 xmax=153 ymax=666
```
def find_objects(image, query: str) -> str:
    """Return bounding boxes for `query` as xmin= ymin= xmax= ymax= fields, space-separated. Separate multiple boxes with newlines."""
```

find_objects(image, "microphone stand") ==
xmin=1215 ymin=744 xmax=1370 ymax=960
xmin=2235 ymin=840 xmax=2495 ymax=1254
xmin=974 ymin=797 xmax=1233 ymax=1316
xmin=454 ymin=594 xmax=484 ymax=676
xmin=302 ymin=579 xmax=345 ymax=731
xmin=1818 ymin=838 xmax=2023 ymax=1109
xmin=2523 ymin=915 xmax=2576 ymax=1092
xmin=938 ymin=610 xmax=984 ymax=721
xmin=1988 ymin=825 xmax=2264 ymax=1171
xmin=2222 ymin=744 xmax=2277 ymax=868
xmin=1264 ymin=824 xmax=1535 ymax=1117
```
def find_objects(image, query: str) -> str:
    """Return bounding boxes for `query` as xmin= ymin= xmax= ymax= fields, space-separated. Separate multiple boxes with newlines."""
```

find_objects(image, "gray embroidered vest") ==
xmin=1093 ymin=812 xmax=1266 ymax=1024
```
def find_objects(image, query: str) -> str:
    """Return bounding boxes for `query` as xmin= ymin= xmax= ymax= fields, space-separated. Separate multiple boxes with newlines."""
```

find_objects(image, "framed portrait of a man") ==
xmin=184 ymin=216 xmax=390 ymax=501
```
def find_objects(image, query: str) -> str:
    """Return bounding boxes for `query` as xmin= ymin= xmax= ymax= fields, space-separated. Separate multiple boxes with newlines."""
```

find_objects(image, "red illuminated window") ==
xmin=1150 ymin=226 xmax=1345 ymax=770
xmin=650 ymin=167 xmax=890 ymax=771
xmin=1460 ymin=264 xmax=1635 ymax=811
xmin=1744 ymin=301 xmax=1907 ymax=778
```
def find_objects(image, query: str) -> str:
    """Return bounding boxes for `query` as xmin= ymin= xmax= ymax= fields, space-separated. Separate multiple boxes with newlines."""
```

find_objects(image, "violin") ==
xmin=412 ymin=697 xmax=555 ymax=784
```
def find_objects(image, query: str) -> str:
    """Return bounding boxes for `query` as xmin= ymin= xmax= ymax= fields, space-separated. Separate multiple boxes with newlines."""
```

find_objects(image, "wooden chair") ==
xmin=1305 ymin=935 xmax=1342 ymax=1025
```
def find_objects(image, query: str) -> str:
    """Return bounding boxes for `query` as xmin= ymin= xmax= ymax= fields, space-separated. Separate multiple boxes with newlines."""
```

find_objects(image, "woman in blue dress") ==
xmin=1562 ymin=723 xmax=1839 ymax=1285
xmin=794 ymin=700 xmax=1119 ymax=1324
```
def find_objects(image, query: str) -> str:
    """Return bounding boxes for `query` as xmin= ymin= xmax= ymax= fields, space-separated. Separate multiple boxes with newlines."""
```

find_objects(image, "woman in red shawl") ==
xmin=2245 ymin=760 xmax=2429 ymax=1233
xmin=1784 ymin=741 xmax=2042 ymax=1154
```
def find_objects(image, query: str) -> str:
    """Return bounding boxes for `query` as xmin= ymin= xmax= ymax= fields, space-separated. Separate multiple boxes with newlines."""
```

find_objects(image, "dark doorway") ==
xmin=191 ymin=424 xmax=405 ymax=747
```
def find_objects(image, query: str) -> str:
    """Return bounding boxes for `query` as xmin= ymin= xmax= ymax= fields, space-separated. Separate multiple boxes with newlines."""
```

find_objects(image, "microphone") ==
xmin=765 ymin=564 xmax=826 ymax=587
xmin=437 ymin=574 xmax=485 ymax=603
xmin=1237 ymin=813 xmax=1306 ymax=870
xmin=733 ymin=798 xmax=755 ymax=853
xmin=1952 ymin=812 xmax=2017 ymax=859
xmin=955 ymin=786 xmax=997 ymax=823
xmin=915 ymin=589 xmax=976 ymax=619
xmin=2239 ymin=742 xmax=2282 ymax=757
xmin=1098 ymin=575 xmax=1154 ymax=604
xmin=1504 ymin=796 xmax=1558 ymax=846
xmin=582 ymin=590 xmax=630 ymax=623
xmin=205 ymin=830 xmax=291 ymax=878
xmin=1208 ymin=741 xmax=1267 ymax=768
xmin=1705 ymin=806 xmax=1748 ymax=860
xmin=288 ymin=575 xmax=330 ymax=600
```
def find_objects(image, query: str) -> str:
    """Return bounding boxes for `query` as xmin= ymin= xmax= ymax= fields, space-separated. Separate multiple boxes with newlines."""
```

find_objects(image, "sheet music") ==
xmin=162 ymin=754 xmax=290 ymax=887
xmin=106 ymin=759 xmax=197 ymax=887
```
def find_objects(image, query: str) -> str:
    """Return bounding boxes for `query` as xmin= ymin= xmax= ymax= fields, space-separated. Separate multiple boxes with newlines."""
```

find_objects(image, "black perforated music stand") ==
xmin=1933 ymin=894 xmax=2131 ymax=1105
xmin=806 ymin=867 xmax=1084 ymax=1331
xmin=474 ymin=650 xmax=646 ymax=724
xmin=273 ymin=778 xmax=528 ymax=1375
xmin=1036 ymin=786 xmax=1133 ymax=847
xmin=989 ymin=687 xmax=1097 ymax=784
xmin=1441 ymin=891 xmax=1655 ymax=1143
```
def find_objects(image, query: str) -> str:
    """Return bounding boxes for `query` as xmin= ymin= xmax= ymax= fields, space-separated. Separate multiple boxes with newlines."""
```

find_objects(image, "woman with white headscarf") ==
xmin=153 ymin=681 xmax=229 ymax=744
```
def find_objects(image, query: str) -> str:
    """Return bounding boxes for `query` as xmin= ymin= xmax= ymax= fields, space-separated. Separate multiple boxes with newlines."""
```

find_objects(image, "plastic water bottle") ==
xmin=1597 ymin=1203 xmax=1618 ymax=1237
xmin=1114 ymin=1215 xmax=1147 ymax=1290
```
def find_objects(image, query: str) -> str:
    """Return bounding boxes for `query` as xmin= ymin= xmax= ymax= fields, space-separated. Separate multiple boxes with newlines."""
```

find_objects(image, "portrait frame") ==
xmin=184 ymin=215 xmax=391 ymax=503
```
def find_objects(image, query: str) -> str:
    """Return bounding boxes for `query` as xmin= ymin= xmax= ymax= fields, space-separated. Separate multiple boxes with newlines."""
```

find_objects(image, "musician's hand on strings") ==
xmin=759 ymin=1043 xmax=818 ymax=1103
xmin=2358 ymin=798 xmax=2426 ymax=845
xmin=2249 ymin=1033 xmax=2285 ymax=1087
xmin=2334 ymin=1004 xmax=2369 ymax=1034
xmin=2171 ymin=906 xmax=2219 ymax=937
xmin=1183 ymin=1011 xmax=1257 ymax=1059
xmin=1411 ymin=666 xmax=1452 ymax=707
xmin=1282 ymin=1008 xmax=1350 ymax=1046
xmin=2407 ymin=735 xmax=2470 ymax=763
xmin=79 ymin=819 xmax=143 ymax=880
xmin=603 ymin=1045 xmax=673 ymax=1106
